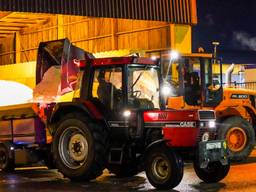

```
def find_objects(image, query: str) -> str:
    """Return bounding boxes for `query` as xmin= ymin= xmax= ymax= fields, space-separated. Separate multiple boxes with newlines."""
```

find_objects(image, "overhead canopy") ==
xmin=0 ymin=12 xmax=52 ymax=38
xmin=0 ymin=0 xmax=197 ymax=24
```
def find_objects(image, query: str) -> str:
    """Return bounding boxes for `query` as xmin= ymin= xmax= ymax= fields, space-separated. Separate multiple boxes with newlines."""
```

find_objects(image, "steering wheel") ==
xmin=130 ymin=90 xmax=141 ymax=98
xmin=169 ymin=80 xmax=179 ymax=87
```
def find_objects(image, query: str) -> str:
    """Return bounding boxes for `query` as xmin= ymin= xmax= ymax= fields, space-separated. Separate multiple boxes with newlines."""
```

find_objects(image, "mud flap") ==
xmin=198 ymin=140 xmax=228 ymax=169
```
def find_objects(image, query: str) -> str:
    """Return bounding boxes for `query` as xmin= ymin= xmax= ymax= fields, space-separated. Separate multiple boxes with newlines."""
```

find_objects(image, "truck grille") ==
xmin=198 ymin=110 xmax=215 ymax=121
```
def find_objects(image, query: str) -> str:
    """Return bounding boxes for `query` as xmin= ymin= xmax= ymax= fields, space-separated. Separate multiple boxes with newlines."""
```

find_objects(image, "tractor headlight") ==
xmin=123 ymin=110 xmax=131 ymax=118
xmin=208 ymin=121 xmax=216 ymax=129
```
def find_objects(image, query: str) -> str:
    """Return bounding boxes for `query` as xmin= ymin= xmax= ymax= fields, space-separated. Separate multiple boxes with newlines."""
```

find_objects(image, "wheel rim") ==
xmin=59 ymin=126 xmax=89 ymax=169
xmin=0 ymin=149 xmax=7 ymax=169
xmin=226 ymin=127 xmax=247 ymax=152
xmin=152 ymin=156 xmax=170 ymax=180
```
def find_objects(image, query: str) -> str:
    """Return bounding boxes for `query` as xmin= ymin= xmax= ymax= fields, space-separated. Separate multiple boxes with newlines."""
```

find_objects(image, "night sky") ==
xmin=193 ymin=0 xmax=256 ymax=63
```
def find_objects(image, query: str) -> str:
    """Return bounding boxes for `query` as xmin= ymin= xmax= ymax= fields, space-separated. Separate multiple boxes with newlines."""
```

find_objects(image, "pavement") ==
xmin=1 ymin=152 xmax=256 ymax=192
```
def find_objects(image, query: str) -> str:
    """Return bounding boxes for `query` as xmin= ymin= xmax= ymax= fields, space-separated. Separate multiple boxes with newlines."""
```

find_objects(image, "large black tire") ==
xmin=0 ymin=143 xmax=14 ymax=172
xmin=193 ymin=161 xmax=230 ymax=183
xmin=218 ymin=116 xmax=255 ymax=161
xmin=145 ymin=145 xmax=184 ymax=190
xmin=52 ymin=113 xmax=108 ymax=181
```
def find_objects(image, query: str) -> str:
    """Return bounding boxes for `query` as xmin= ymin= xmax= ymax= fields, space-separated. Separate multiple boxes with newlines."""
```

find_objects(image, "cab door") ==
xmin=90 ymin=66 xmax=125 ymax=122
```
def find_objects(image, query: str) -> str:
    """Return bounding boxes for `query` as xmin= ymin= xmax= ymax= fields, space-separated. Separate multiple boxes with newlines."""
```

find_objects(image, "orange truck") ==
xmin=166 ymin=52 xmax=256 ymax=161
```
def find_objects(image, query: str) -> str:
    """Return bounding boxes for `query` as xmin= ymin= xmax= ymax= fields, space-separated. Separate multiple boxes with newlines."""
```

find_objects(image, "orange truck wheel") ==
xmin=218 ymin=116 xmax=255 ymax=161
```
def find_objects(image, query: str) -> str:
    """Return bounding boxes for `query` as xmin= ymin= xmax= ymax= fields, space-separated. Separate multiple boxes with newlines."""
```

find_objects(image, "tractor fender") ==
xmin=217 ymin=107 xmax=241 ymax=121
xmin=244 ymin=106 xmax=256 ymax=126
xmin=144 ymin=139 xmax=170 ymax=157
xmin=49 ymin=102 xmax=103 ymax=125
xmin=218 ymin=105 xmax=256 ymax=124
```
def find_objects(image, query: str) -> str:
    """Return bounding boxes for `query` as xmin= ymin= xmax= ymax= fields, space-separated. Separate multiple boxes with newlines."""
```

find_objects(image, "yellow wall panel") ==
xmin=0 ymin=61 xmax=36 ymax=88
xmin=174 ymin=25 xmax=191 ymax=53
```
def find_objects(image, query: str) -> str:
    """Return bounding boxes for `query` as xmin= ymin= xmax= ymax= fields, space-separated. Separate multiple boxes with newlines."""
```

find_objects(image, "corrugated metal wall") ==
xmin=0 ymin=0 xmax=197 ymax=24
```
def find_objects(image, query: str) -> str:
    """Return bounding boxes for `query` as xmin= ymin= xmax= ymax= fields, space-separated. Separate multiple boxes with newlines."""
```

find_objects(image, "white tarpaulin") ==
xmin=0 ymin=80 xmax=33 ymax=106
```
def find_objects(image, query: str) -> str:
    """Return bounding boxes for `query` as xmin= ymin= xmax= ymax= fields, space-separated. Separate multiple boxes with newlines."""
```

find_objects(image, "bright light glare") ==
xmin=170 ymin=50 xmax=179 ymax=61
xmin=123 ymin=110 xmax=131 ymax=117
xmin=161 ymin=84 xmax=171 ymax=96
xmin=151 ymin=56 xmax=157 ymax=60
xmin=150 ymin=67 xmax=155 ymax=73
xmin=0 ymin=80 xmax=33 ymax=107
xmin=209 ymin=121 xmax=216 ymax=128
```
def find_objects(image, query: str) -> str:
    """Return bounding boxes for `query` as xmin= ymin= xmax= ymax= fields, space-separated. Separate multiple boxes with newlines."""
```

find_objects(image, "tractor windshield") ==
xmin=127 ymin=65 xmax=160 ymax=109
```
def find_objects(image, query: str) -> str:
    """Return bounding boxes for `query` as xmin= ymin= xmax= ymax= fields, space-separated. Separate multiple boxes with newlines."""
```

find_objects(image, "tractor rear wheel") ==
xmin=53 ymin=113 xmax=108 ymax=181
xmin=0 ymin=143 xmax=14 ymax=172
xmin=145 ymin=145 xmax=183 ymax=190
xmin=218 ymin=116 xmax=255 ymax=161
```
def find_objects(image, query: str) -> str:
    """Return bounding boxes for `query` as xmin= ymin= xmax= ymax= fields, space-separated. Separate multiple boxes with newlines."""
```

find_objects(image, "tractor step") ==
xmin=108 ymin=147 xmax=124 ymax=164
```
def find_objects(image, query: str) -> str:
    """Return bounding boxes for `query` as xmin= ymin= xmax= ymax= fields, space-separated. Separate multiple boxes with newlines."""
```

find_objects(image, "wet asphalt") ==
xmin=1 ymin=151 xmax=256 ymax=192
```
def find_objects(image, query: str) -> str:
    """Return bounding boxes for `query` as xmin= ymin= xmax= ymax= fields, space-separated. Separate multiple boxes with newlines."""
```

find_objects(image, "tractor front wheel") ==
xmin=193 ymin=161 xmax=230 ymax=183
xmin=145 ymin=145 xmax=183 ymax=190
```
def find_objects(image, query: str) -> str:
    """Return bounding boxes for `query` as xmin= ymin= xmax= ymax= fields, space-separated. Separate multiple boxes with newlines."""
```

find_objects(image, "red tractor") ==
xmin=0 ymin=39 xmax=229 ymax=189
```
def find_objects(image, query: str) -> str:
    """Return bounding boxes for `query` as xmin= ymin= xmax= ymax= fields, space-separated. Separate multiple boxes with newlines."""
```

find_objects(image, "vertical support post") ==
xmin=169 ymin=24 xmax=175 ymax=49
xmin=14 ymin=31 xmax=21 ymax=63
xmin=111 ymin=19 xmax=118 ymax=50
xmin=11 ymin=120 xmax=14 ymax=143
xmin=57 ymin=15 xmax=64 ymax=39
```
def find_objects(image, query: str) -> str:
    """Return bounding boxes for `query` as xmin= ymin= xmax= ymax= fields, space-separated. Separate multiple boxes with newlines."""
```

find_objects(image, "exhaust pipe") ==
xmin=225 ymin=63 xmax=235 ymax=87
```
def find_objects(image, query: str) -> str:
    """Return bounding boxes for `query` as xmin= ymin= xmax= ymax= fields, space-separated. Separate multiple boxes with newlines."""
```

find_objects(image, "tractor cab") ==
xmin=165 ymin=53 xmax=223 ymax=108
xmin=36 ymin=38 xmax=164 ymax=120
xmin=85 ymin=57 xmax=164 ymax=122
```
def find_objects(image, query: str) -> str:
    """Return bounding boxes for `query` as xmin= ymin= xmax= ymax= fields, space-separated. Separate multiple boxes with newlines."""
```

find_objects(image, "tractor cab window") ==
xmin=182 ymin=58 xmax=201 ymax=105
xmin=172 ymin=57 xmax=222 ymax=106
xmin=202 ymin=58 xmax=223 ymax=106
xmin=127 ymin=65 xmax=160 ymax=109
xmin=204 ymin=59 xmax=213 ymax=88
xmin=169 ymin=57 xmax=201 ymax=105
xmin=92 ymin=67 xmax=123 ymax=111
